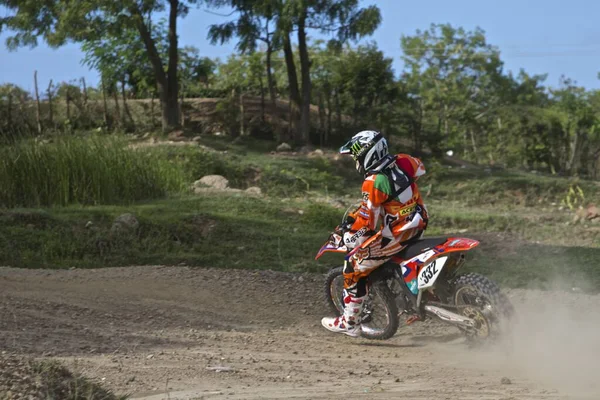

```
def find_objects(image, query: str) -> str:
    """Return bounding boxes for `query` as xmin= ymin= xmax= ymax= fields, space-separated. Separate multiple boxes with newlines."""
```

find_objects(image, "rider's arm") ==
xmin=343 ymin=175 xmax=388 ymax=248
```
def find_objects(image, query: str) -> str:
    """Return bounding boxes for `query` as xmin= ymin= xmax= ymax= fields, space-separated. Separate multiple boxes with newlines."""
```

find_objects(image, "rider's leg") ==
xmin=321 ymin=257 xmax=384 ymax=337
xmin=321 ymin=229 xmax=424 ymax=336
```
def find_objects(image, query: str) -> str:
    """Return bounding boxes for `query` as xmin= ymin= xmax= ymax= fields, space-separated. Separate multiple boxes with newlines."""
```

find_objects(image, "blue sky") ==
xmin=2 ymin=0 xmax=600 ymax=93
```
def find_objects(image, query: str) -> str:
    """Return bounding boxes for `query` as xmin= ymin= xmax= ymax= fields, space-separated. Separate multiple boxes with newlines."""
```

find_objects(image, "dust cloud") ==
xmin=478 ymin=287 xmax=600 ymax=399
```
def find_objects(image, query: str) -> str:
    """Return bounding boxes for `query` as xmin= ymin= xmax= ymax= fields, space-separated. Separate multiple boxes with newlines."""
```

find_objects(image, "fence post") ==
xmin=66 ymin=86 xmax=71 ymax=121
xmin=81 ymin=77 xmax=89 ymax=121
xmin=47 ymin=80 xmax=54 ymax=127
xmin=34 ymin=71 xmax=43 ymax=134
xmin=101 ymin=79 xmax=109 ymax=129
xmin=81 ymin=77 xmax=88 ymax=107
xmin=7 ymin=89 xmax=12 ymax=127
xmin=239 ymin=92 xmax=245 ymax=136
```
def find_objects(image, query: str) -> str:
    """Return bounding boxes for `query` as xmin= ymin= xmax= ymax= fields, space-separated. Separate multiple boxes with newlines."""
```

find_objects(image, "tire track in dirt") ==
xmin=0 ymin=266 xmax=597 ymax=399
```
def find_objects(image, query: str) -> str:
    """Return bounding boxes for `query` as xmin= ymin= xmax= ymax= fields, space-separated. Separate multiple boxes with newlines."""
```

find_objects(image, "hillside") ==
xmin=2 ymin=134 xmax=599 ymax=291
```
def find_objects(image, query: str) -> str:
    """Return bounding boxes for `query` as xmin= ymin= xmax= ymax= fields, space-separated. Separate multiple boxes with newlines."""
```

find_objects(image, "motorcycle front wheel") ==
xmin=323 ymin=266 xmax=399 ymax=340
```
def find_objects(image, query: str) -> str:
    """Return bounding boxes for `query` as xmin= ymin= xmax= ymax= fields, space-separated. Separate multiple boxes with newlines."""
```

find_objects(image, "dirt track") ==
xmin=1 ymin=266 xmax=599 ymax=399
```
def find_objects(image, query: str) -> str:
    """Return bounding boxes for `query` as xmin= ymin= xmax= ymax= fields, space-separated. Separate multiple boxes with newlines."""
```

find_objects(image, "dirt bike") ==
xmin=316 ymin=205 xmax=514 ymax=341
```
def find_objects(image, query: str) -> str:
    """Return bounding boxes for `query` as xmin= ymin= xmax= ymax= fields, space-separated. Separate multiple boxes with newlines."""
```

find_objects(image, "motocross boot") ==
xmin=321 ymin=290 xmax=366 ymax=337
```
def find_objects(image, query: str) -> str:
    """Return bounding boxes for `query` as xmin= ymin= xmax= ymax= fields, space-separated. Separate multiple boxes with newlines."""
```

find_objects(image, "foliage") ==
xmin=81 ymin=21 xmax=166 ymax=98
xmin=561 ymin=183 xmax=585 ymax=211
xmin=3 ymin=5 xmax=600 ymax=175
xmin=0 ymin=0 xmax=205 ymax=131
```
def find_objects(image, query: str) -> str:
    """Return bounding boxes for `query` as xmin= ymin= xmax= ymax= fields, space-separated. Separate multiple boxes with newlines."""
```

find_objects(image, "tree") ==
xmin=82 ymin=20 xmax=167 ymax=101
xmin=208 ymin=0 xmax=281 ymax=107
xmin=311 ymin=42 xmax=397 ymax=144
xmin=279 ymin=0 xmax=381 ymax=143
xmin=0 ymin=0 xmax=202 ymax=132
xmin=401 ymin=24 xmax=505 ymax=158
xmin=209 ymin=0 xmax=381 ymax=143
xmin=551 ymin=77 xmax=598 ymax=175
xmin=179 ymin=46 xmax=218 ymax=91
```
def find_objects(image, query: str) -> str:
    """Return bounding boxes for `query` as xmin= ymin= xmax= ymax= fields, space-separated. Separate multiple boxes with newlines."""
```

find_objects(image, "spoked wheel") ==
xmin=452 ymin=273 xmax=514 ymax=341
xmin=323 ymin=266 xmax=399 ymax=340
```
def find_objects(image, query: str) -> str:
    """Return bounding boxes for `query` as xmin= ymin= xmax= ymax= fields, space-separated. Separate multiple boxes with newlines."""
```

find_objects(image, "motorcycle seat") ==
xmin=394 ymin=237 xmax=449 ymax=261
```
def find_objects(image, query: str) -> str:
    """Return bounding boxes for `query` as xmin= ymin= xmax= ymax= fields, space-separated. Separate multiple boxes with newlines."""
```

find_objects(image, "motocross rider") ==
xmin=321 ymin=130 xmax=428 ymax=337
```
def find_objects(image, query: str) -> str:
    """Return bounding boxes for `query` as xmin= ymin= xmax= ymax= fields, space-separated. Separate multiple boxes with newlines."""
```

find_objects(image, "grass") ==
xmin=32 ymin=360 xmax=128 ymax=400
xmin=0 ymin=354 xmax=126 ymax=400
xmin=0 ymin=194 xmax=338 ymax=271
xmin=155 ymin=140 xmax=359 ymax=197
xmin=426 ymin=163 xmax=600 ymax=207
xmin=0 ymin=135 xmax=187 ymax=208
xmin=1 ymin=134 xmax=599 ymax=292
xmin=2 ymin=192 xmax=600 ymax=292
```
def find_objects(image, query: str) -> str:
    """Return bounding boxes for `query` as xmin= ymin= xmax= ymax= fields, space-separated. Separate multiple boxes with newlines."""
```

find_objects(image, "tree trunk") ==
xmin=34 ymin=71 xmax=42 ymax=135
xmin=130 ymin=3 xmax=179 ymax=132
xmin=282 ymin=31 xmax=301 ymax=140
xmin=569 ymin=130 xmax=585 ymax=176
xmin=334 ymin=90 xmax=342 ymax=133
xmin=240 ymin=92 xmax=245 ymax=136
xmin=180 ymin=84 xmax=185 ymax=128
xmin=317 ymin=91 xmax=326 ymax=132
xmin=259 ymin=75 xmax=265 ymax=122
xmin=444 ymin=104 xmax=449 ymax=138
xmin=112 ymin=85 xmax=122 ymax=127
xmin=150 ymin=91 xmax=155 ymax=128
xmin=121 ymin=79 xmax=135 ymax=128
xmin=470 ymin=128 xmax=478 ymax=161
xmin=47 ymin=80 xmax=54 ymax=127
xmin=264 ymin=18 xmax=277 ymax=108
xmin=166 ymin=0 xmax=180 ymax=129
xmin=297 ymin=17 xmax=311 ymax=144
xmin=325 ymin=93 xmax=332 ymax=146
xmin=287 ymin=98 xmax=293 ymax=142
xmin=266 ymin=44 xmax=276 ymax=108
xmin=317 ymin=91 xmax=326 ymax=147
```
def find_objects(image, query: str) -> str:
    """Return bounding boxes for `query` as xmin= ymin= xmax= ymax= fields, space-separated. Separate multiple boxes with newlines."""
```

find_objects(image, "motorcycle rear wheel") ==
xmin=323 ymin=266 xmax=400 ymax=340
xmin=452 ymin=273 xmax=514 ymax=341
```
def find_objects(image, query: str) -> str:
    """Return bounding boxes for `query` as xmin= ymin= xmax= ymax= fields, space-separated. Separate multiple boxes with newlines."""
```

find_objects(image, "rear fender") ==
xmin=400 ymin=237 xmax=480 ymax=290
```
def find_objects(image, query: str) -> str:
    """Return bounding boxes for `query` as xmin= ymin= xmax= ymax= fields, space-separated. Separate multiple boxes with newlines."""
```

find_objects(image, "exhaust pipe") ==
xmin=424 ymin=305 xmax=475 ymax=328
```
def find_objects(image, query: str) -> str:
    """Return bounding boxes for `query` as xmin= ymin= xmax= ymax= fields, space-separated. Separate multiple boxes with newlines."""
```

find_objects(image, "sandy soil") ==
xmin=1 ymin=265 xmax=599 ymax=399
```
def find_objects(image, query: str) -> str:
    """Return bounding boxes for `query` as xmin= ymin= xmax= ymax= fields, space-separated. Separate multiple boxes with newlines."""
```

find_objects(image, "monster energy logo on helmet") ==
xmin=343 ymin=132 xmax=382 ymax=158
xmin=350 ymin=140 xmax=369 ymax=157
xmin=340 ymin=131 xmax=388 ymax=175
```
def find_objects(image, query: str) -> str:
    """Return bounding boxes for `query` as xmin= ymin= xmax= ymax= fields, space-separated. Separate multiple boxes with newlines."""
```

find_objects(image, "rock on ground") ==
xmin=194 ymin=175 xmax=230 ymax=190
xmin=111 ymin=213 xmax=139 ymax=234
xmin=245 ymin=186 xmax=262 ymax=196
xmin=276 ymin=143 xmax=292 ymax=152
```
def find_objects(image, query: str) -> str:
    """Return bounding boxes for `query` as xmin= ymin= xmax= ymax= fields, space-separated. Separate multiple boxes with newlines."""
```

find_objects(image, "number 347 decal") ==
xmin=417 ymin=256 xmax=448 ymax=289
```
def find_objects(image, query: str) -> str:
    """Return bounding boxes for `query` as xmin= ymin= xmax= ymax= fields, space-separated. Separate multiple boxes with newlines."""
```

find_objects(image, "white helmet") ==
xmin=340 ymin=130 xmax=389 ymax=175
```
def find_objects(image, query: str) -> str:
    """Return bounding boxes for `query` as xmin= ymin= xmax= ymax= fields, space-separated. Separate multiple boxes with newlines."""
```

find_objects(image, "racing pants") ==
xmin=343 ymin=227 xmax=423 ymax=297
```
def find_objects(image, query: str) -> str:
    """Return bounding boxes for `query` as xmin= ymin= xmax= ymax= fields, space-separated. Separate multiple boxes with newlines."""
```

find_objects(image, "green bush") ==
xmin=0 ymin=136 xmax=187 ymax=207
xmin=156 ymin=146 xmax=249 ymax=187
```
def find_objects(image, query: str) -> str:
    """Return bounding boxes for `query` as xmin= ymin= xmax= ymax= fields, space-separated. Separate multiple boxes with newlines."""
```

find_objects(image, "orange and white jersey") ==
xmin=348 ymin=154 xmax=428 ymax=244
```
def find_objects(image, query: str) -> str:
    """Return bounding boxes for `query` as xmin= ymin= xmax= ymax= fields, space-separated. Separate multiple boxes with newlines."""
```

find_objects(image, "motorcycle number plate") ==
xmin=417 ymin=256 xmax=448 ymax=290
